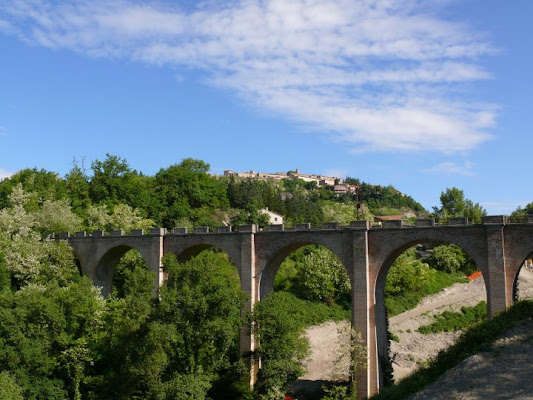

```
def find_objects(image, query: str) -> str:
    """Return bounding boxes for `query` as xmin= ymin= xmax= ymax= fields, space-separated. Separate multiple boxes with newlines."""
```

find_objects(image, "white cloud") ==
xmin=0 ymin=168 xmax=13 ymax=181
xmin=323 ymin=168 xmax=349 ymax=179
xmin=482 ymin=201 xmax=529 ymax=215
xmin=421 ymin=161 xmax=475 ymax=176
xmin=0 ymin=0 xmax=498 ymax=153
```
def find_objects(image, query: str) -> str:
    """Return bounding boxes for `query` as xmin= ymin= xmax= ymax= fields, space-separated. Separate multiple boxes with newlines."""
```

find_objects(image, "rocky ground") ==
xmin=407 ymin=317 xmax=533 ymax=400
xmin=290 ymin=267 xmax=533 ymax=399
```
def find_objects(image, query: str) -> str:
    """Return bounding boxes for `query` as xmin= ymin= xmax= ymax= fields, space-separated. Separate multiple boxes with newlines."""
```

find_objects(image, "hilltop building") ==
xmin=260 ymin=208 xmax=283 ymax=225
xmin=223 ymin=168 xmax=357 ymax=195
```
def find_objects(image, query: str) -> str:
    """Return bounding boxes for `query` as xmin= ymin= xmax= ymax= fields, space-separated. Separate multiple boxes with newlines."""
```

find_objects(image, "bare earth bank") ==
xmin=293 ymin=267 xmax=533 ymax=399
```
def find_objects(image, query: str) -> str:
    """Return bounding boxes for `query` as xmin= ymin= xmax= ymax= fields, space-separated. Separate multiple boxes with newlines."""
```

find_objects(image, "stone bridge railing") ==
xmin=49 ymin=215 xmax=519 ymax=239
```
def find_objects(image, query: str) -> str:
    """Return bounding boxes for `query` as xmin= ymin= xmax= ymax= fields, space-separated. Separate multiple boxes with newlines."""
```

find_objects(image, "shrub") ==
xmin=427 ymin=244 xmax=477 ymax=275
xmin=417 ymin=302 xmax=487 ymax=334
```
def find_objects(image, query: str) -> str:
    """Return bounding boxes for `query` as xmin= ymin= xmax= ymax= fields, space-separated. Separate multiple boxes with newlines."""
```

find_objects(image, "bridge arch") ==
xmin=164 ymin=234 xmax=245 ymax=285
xmin=501 ymin=225 xmax=533 ymax=304
xmin=68 ymin=233 xmax=165 ymax=298
xmin=256 ymin=231 xmax=356 ymax=301
xmin=370 ymin=229 xmax=488 ymax=386
xmin=259 ymin=241 xmax=352 ymax=301
xmin=96 ymin=245 xmax=153 ymax=296
xmin=511 ymin=257 xmax=533 ymax=301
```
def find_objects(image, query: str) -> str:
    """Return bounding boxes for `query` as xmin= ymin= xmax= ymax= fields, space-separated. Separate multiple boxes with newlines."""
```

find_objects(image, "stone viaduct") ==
xmin=57 ymin=215 xmax=533 ymax=399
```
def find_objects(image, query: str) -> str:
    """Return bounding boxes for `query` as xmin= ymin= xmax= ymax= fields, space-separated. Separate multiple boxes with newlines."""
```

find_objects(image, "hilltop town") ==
xmin=223 ymin=168 xmax=358 ymax=196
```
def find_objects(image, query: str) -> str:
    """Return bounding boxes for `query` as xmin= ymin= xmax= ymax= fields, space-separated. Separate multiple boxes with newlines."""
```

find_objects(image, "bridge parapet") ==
xmin=237 ymin=224 xmax=257 ymax=232
xmin=382 ymin=220 xmax=402 ymax=228
xmin=194 ymin=226 xmax=210 ymax=234
xmin=447 ymin=217 xmax=470 ymax=225
xmin=322 ymin=222 xmax=339 ymax=230
xmin=53 ymin=215 xmax=527 ymax=242
xmin=350 ymin=220 xmax=370 ymax=229
xmin=294 ymin=223 xmax=311 ymax=231
xmin=483 ymin=215 xmax=508 ymax=224
xmin=415 ymin=218 xmax=435 ymax=227
xmin=266 ymin=224 xmax=284 ymax=231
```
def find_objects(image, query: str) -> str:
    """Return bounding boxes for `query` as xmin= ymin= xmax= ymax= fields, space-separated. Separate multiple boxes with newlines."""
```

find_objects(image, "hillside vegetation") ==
xmin=0 ymin=155 xmax=427 ymax=233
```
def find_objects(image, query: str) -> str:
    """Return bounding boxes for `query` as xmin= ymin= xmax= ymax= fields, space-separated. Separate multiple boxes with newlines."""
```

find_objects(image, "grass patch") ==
xmin=386 ymin=270 xmax=467 ymax=316
xmin=371 ymin=300 xmax=533 ymax=400
xmin=267 ymin=291 xmax=350 ymax=330
xmin=417 ymin=301 xmax=487 ymax=334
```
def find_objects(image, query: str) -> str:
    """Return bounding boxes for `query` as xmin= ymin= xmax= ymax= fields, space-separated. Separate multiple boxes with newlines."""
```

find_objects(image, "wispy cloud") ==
xmin=482 ymin=201 xmax=529 ymax=215
xmin=0 ymin=0 xmax=497 ymax=153
xmin=323 ymin=168 xmax=349 ymax=179
xmin=0 ymin=168 xmax=13 ymax=180
xmin=422 ymin=161 xmax=475 ymax=176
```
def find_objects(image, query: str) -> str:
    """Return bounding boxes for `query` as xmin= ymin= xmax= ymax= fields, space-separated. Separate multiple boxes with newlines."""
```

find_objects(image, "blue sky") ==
xmin=0 ymin=0 xmax=531 ymax=214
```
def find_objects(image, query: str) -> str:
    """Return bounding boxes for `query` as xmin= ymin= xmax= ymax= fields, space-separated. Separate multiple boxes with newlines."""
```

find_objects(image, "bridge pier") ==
xmin=485 ymin=224 xmax=510 ymax=317
xmin=237 ymin=228 xmax=260 ymax=386
xmin=350 ymin=229 xmax=376 ymax=398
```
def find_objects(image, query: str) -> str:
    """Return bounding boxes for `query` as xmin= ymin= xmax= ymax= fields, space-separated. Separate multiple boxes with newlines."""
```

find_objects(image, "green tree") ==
xmin=85 ymin=203 xmax=153 ymax=233
xmin=111 ymin=249 xmax=149 ymax=298
xmin=357 ymin=182 xmax=424 ymax=215
xmin=64 ymin=165 xmax=91 ymax=217
xmin=150 ymin=251 xmax=248 ymax=398
xmin=155 ymin=159 xmax=229 ymax=227
xmin=438 ymin=187 xmax=466 ymax=216
xmin=231 ymin=199 xmax=270 ymax=228
xmin=89 ymin=154 xmax=136 ymax=207
xmin=295 ymin=247 xmax=351 ymax=306
xmin=321 ymin=201 xmax=358 ymax=225
xmin=0 ymin=371 xmax=24 ymax=400
xmin=252 ymin=292 xmax=310 ymax=398
xmin=385 ymin=250 xmax=435 ymax=296
xmin=427 ymin=244 xmax=477 ymax=275
xmin=160 ymin=251 xmax=247 ymax=373
xmin=509 ymin=202 xmax=533 ymax=223
xmin=89 ymin=262 xmax=162 ymax=400
xmin=0 ymin=168 xmax=68 ymax=211
xmin=433 ymin=187 xmax=486 ymax=224
xmin=0 ymin=185 xmax=79 ymax=288
xmin=284 ymin=192 xmax=324 ymax=227
xmin=0 ymin=279 xmax=105 ymax=400
xmin=34 ymin=199 xmax=83 ymax=234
